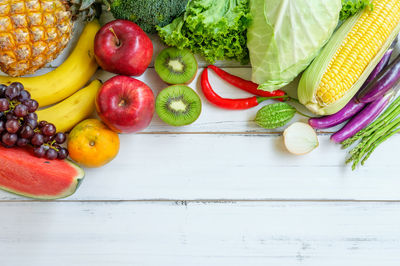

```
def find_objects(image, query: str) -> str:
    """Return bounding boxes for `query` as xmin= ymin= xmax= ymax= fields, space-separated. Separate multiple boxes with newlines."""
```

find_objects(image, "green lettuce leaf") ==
xmin=157 ymin=0 xmax=251 ymax=64
xmin=340 ymin=0 xmax=373 ymax=21
xmin=247 ymin=0 xmax=342 ymax=91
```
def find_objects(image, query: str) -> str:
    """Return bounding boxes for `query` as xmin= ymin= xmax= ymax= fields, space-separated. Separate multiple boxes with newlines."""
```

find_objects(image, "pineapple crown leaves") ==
xmin=69 ymin=0 xmax=104 ymax=20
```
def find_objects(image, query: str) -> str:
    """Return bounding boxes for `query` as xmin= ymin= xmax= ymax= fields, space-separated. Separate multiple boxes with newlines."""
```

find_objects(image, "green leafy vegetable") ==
xmin=340 ymin=0 xmax=373 ymax=21
xmin=255 ymin=103 xmax=296 ymax=129
xmin=247 ymin=0 xmax=342 ymax=92
xmin=108 ymin=0 xmax=189 ymax=33
xmin=157 ymin=0 xmax=251 ymax=64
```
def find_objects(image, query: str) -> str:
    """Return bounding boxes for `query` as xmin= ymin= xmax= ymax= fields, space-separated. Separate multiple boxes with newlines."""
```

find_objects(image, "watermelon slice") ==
xmin=0 ymin=146 xmax=84 ymax=199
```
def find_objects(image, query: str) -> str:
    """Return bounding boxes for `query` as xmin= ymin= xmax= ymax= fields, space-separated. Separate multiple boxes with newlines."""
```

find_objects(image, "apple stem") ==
xmin=109 ymin=27 xmax=121 ymax=47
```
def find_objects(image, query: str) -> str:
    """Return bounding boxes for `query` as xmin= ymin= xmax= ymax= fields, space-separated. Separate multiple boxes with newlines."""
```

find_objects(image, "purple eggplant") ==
xmin=308 ymin=49 xmax=394 ymax=129
xmin=357 ymin=54 xmax=400 ymax=103
xmin=309 ymin=99 xmax=366 ymax=129
xmin=358 ymin=48 xmax=394 ymax=93
xmin=331 ymin=92 xmax=393 ymax=143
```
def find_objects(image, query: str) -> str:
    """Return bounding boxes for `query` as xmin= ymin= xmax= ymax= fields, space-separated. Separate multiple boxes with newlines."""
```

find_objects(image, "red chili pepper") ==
xmin=201 ymin=68 xmax=288 ymax=110
xmin=207 ymin=65 xmax=286 ymax=100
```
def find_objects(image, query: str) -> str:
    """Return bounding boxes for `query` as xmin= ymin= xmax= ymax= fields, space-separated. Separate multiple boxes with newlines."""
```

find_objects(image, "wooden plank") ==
xmin=0 ymin=134 xmax=399 ymax=201
xmin=0 ymin=201 xmax=399 ymax=265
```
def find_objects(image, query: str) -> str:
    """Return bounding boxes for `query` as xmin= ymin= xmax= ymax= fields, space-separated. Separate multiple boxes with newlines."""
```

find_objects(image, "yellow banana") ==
xmin=37 ymin=80 xmax=102 ymax=133
xmin=0 ymin=20 xmax=101 ymax=107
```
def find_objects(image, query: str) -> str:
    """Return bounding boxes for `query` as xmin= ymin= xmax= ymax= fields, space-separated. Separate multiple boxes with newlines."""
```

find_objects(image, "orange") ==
xmin=68 ymin=119 xmax=120 ymax=168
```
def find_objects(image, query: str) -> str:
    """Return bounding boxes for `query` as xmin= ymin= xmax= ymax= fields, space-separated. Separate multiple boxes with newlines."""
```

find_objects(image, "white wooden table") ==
xmin=1 ymin=20 xmax=400 ymax=266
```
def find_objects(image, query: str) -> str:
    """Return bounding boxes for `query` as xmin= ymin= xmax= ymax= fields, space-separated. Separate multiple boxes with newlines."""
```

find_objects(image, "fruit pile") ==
xmin=0 ymin=5 xmax=205 ymax=199
xmin=0 ymin=82 xmax=68 ymax=160
xmin=93 ymin=20 xmax=203 ymax=132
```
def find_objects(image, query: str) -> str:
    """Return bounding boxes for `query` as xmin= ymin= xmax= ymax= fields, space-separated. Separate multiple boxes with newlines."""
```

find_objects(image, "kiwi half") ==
xmin=156 ymin=85 xmax=202 ymax=126
xmin=155 ymin=47 xmax=198 ymax=84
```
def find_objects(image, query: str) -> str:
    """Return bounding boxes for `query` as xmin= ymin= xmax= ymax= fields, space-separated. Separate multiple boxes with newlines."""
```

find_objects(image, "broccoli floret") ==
xmin=110 ymin=0 xmax=189 ymax=33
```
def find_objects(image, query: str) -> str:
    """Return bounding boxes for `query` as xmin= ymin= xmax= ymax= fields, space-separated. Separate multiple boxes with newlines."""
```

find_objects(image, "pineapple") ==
xmin=0 ymin=0 xmax=99 ymax=77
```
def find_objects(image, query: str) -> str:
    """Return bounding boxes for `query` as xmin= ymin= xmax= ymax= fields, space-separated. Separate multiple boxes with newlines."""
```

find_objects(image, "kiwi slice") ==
xmin=156 ymin=85 xmax=202 ymax=126
xmin=155 ymin=47 xmax=198 ymax=84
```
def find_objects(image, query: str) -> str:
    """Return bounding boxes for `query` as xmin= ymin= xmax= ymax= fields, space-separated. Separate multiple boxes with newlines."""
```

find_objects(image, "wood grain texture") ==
xmin=0 ymin=201 xmax=399 ymax=266
xmin=0 ymin=134 xmax=399 ymax=201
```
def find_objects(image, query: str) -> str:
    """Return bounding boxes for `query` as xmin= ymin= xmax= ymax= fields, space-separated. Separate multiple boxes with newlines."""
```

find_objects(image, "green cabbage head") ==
xmin=247 ymin=0 xmax=342 ymax=91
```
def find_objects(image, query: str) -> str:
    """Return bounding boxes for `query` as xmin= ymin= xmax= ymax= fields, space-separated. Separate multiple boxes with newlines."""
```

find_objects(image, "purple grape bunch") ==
xmin=0 ymin=82 xmax=68 ymax=160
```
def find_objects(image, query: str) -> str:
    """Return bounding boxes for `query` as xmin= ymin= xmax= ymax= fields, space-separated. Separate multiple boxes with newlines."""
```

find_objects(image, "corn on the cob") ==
xmin=298 ymin=0 xmax=400 ymax=115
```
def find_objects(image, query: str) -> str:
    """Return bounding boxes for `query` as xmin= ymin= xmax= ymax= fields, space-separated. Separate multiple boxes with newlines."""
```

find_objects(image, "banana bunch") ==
xmin=0 ymin=20 xmax=102 ymax=132
xmin=37 ymin=80 xmax=102 ymax=132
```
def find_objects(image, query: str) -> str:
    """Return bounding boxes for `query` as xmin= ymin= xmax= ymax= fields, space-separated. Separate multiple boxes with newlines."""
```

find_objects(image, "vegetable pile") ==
xmin=98 ymin=0 xmax=400 ymax=170
xmin=309 ymin=48 xmax=400 ymax=169
xmin=299 ymin=1 xmax=400 ymax=115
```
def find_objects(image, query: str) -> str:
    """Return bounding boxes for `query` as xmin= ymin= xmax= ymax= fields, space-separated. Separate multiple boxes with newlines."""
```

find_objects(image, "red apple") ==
xmin=96 ymin=75 xmax=155 ymax=133
xmin=94 ymin=20 xmax=153 ymax=76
